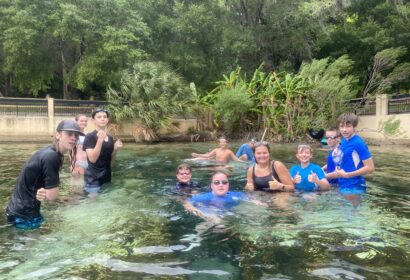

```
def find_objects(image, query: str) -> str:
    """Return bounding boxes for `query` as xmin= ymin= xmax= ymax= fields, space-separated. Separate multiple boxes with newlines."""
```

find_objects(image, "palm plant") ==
xmin=106 ymin=61 xmax=192 ymax=142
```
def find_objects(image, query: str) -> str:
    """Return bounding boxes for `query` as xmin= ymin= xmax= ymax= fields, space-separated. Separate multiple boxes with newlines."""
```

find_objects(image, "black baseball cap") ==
xmin=56 ymin=120 xmax=85 ymax=136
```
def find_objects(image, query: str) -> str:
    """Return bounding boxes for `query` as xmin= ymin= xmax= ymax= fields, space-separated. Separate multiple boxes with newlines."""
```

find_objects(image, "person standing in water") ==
xmin=191 ymin=138 xmax=244 ymax=164
xmin=5 ymin=120 xmax=84 ymax=229
xmin=83 ymin=108 xmax=123 ymax=193
xmin=71 ymin=114 xmax=88 ymax=176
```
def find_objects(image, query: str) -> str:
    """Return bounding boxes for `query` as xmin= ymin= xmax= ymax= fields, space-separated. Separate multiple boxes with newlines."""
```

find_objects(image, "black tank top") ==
xmin=252 ymin=161 xmax=281 ymax=191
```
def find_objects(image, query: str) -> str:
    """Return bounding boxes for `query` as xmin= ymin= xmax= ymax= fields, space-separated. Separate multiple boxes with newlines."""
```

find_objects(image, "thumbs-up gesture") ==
xmin=269 ymin=178 xmax=282 ymax=190
xmin=308 ymin=170 xmax=318 ymax=184
xmin=293 ymin=171 xmax=301 ymax=184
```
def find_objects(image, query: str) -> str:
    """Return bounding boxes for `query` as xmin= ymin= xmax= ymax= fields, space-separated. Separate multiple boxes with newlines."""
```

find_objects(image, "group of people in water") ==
xmin=4 ymin=110 xmax=374 ymax=229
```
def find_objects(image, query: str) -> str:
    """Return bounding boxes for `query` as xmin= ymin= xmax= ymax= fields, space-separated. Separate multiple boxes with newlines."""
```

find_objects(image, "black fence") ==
xmin=0 ymin=97 xmax=107 ymax=117
xmin=54 ymin=99 xmax=107 ymax=116
xmin=347 ymin=98 xmax=376 ymax=116
xmin=388 ymin=96 xmax=410 ymax=114
xmin=0 ymin=97 xmax=48 ymax=116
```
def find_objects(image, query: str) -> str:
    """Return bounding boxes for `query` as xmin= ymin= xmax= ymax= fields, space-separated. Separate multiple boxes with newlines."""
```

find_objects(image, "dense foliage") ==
xmin=0 ymin=0 xmax=409 ymax=139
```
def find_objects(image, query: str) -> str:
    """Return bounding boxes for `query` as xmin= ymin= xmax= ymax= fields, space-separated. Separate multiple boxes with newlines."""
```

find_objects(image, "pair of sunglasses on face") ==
xmin=213 ymin=180 xmax=228 ymax=185
xmin=325 ymin=135 xmax=339 ymax=140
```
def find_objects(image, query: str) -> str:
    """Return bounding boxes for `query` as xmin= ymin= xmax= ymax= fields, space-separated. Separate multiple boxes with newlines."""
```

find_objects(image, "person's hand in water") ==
xmin=36 ymin=188 xmax=47 ymax=202
xmin=268 ymin=179 xmax=284 ymax=191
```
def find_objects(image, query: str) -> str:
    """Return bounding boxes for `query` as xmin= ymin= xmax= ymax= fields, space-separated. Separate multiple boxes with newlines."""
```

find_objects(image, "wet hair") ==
xmin=338 ymin=112 xmax=358 ymax=127
xmin=211 ymin=171 xmax=228 ymax=181
xmin=91 ymin=108 xmax=109 ymax=119
xmin=75 ymin=114 xmax=87 ymax=121
xmin=176 ymin=163 xmax=192 ymax=174
xmin=51 ymin=133 xmax=69 ymax=171
xmin=297 ymin=144 xmax=312 ymax=153
xmin=326 ymin=127 xmax=341 ymax=137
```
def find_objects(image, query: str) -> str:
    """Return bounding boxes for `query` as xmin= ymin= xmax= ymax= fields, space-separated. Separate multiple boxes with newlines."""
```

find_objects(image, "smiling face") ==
xmin=211 ymin=172 xmax=229 ymax=197
xmin=325 ymin=130 xmax=340 ymax=149
xmin=176 ymin=168 xmax=192 ymax=184
xmin=296 ymin=147 xmax=312 ymax=166
xmin=254 ymin=145 xmax=270 ymax=164
xmin=93 ymin=111 xmax=109 ymax=129
xmin=56 ymin=131 xmax=80 ymax=153
xmin=76 ymin=115 xmax=88 ymax=132
xmin=339 ymin=122 xmax=355 ymax=140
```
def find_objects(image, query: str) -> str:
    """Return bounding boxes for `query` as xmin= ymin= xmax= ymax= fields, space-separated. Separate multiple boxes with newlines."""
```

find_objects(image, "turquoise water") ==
xmin=0 ymin=142 xmax=409 ymax=279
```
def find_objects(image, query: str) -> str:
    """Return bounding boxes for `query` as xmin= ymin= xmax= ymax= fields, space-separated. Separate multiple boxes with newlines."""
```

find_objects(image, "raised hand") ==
xmin=294 ymin=171 xmax=301 ymax=184
xmin=308 ymin=170 xmax=318 ymax=183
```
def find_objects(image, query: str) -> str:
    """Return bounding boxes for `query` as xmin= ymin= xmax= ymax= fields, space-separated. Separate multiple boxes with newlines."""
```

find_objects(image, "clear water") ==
xmin=0 ymin=142 xmax=409 ymax=279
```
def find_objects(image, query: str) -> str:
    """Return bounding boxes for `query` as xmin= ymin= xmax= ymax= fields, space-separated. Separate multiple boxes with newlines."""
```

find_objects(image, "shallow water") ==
xmin=0 ymin=142 xmax=409 ymax=279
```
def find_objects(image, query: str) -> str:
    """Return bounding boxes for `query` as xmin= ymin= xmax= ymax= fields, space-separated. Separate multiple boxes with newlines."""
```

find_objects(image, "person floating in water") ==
xmin=174 ymin=163 xmax=200 ymax=195
xmin=191 ymin=138 xmax=245 ymax=164
xmin=5 ymin=120 xmax=84 ymax=229
xmin=83 ymin=108 xmax=123 ymax=194
xmin=290 ymin=144 xmax=330 ymax=192
xmin=334 ymin=113 xmax=374 ymax=195
xmin=235 ymin=138 xmax=257 ymax=162
xmin=184 ymin=171 xmax=265 ymax=223
xmin=322 ymin=127 xmax=342 ymax=186
xmin=71 ymin=114 xmax=88 ymax=176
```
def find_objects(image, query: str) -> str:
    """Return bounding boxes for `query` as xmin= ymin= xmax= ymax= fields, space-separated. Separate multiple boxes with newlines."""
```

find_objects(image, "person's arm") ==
xmin=336 ymin=157 xmax=374 ymax=178
xmin=36 ymin=187 xmax=59 ymax=202
xmin=86 ymin=130 xmax=106 ymax=163
xmin=269 ymin=161 xmax=295 ymax=191
xmin=229 ymin=150 xmax=246 ymax=163
xmin=183 ymin=201 xmax=223 ymax=224
xmin=322 ymin=164 xmax=327 ymax=172
xmin=111 ymin=139 xmax=123 ymax=161
xmin=191 ymin=149 xmax=216 ymax=159
xmin=245 ymin=166 xmax=255 ymax=191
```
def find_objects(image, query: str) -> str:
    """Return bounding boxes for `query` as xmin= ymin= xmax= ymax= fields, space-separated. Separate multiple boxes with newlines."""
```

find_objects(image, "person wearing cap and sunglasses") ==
xmin=5 ymin=120 xmax=84 ymax=229
xmin=321 ymin=128 xmax=342 ymax=186
xmin=83 ymin=108 xmax=123 ymax=193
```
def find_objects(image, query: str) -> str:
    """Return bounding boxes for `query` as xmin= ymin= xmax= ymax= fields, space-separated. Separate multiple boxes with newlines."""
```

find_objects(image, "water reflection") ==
xmin=0 ymin=142 xmax=409 ymax=279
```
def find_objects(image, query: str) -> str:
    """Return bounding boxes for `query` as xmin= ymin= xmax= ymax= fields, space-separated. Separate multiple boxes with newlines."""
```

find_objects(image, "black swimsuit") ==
xmin=252 ymin=161 xmax=281 ymax=191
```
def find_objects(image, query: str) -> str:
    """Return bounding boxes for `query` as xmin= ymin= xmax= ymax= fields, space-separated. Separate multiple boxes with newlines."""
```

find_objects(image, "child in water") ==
xmin=290 ymin=144 xmax=330 ymax=192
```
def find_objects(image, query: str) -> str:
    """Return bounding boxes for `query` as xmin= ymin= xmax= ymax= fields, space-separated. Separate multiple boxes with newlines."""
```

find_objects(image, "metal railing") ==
xmin=388 ymin=95 xmax=410 ymax=115
xmin=0 ymin=97 xmax=48 ymax=116
xmin=347 ymin=98 xmax=376 ymax=116
xmin=54 ymin=99 xmax=107 ymax=116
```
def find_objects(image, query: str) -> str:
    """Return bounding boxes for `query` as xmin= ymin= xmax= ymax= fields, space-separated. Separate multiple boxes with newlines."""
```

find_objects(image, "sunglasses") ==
xmin=213 ymin=180 xmax=229 ymax=185
xmin=92 ymin=108 xmax=109 ymax=118
xmin=325 ymin=135 xmax=339 ymax=140
xmin=254 ymin=141 xmax=269 ymax=147
xmin=178 ymin=172 xmax=191 ymax=176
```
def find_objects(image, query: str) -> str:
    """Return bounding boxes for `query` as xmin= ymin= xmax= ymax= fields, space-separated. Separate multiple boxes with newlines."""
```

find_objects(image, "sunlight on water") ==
xmin=0 ymin=142 xmax=409 ymax=279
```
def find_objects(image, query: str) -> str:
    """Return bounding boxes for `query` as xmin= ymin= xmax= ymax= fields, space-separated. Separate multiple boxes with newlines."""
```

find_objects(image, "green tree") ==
xmin=106 ymin=61 xmax=192 ymax=142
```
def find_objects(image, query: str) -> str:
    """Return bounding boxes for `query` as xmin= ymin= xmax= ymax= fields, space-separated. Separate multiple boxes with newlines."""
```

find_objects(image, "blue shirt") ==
xmin=339 ymin=134 xmax=371 ymax=188
xmin=188 ymin=191 xmax=246 ymax=212
xmin=290 ymin=163 xmax=326 ymax=192
xmin=236 ymin=144 xmax=255 ymax=162
xmin=326 ymin=146 xmax=343 ymax=185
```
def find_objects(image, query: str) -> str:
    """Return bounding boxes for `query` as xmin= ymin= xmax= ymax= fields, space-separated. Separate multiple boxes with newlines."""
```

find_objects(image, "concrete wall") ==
xmin=0 ymin=98 xmax=197 ymax=142
xmin=356 ymin=94 xmax=410 ymax=143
